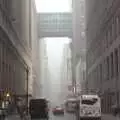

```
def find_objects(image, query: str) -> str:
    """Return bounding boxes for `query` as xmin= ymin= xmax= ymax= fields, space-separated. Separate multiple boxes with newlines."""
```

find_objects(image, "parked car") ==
xmin=52 ymin=106 xmax=64 ymax=115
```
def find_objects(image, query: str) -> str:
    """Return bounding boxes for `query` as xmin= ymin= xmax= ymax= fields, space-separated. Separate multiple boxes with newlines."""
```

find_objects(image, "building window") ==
xmin=116 ymin=17 xmax=119 ymax=39
xmin=106 ymin=56 xmax=109 ymax=80
xmin=115 ymin=48 xmax=118 ymax=76
xmin=99 ymin=63 xmax=102 ymax=85
xmin=118 ymin=10 xmax=120 ymax=35
xmin=106 ymin=31 xmax=109 ymax=48
xmin=112 ymin=17 xmax=115 ymax=42
xmin=107 ymin=29 xmax=111 ymax=47
xmin=103 ymin=35 xmax=106 ymax=52
xmin=104 ymin=60 xmax=107 ymax=80
xmin=109 ymin=25 xmax=112 ymax=45
xmin=115 ymin=16 xmax=117 ymax=40
xmin=119 ymin=45 xmax=120 ymax=74
xmin=110 ymin=52 xmax=114 ymax=78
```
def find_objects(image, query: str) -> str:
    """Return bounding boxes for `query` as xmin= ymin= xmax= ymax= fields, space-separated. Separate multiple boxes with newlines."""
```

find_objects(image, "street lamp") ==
xmin=26 ymin=68 xmax=29 ymax=115
xmin=6 ymin=93 xmax=10 ymax=97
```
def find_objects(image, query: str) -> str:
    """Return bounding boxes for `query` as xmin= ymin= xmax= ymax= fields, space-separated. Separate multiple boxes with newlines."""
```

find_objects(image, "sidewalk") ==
xmin=5 ymin=114 xmax=21 ymax=120
xmin=102 ymin=114 xmax=118 ymax=120
xmin=6 ymin=114 xmax=30 ymax=120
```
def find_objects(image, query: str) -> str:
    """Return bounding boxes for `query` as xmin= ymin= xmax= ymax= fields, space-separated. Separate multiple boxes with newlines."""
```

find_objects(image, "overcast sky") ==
xmin=35 ymin=0 xmax=72 ymax=13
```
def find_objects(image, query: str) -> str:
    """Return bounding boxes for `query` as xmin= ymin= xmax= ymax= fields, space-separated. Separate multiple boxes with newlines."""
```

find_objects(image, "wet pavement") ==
xmin=49 ymin=112 xmax=75 ymax=120
xmin=6 ymin=112 xmax=118 ymax=120
xmin=6 ymin=111 xmax=76 ymax=120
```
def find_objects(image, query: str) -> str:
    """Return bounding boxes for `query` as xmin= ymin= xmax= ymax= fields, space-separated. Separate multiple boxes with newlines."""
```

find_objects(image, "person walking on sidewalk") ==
xmin=16 ymin=98 xmax=25 ymax=120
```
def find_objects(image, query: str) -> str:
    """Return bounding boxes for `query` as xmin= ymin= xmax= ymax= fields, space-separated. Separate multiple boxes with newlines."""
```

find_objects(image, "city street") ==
xmin=49 ymin=112 xmax=75 ymax=120
xmin=6 ymin=112 xmax=76 ymax=120
xmin=5 ymin=114 xmax=21 ymax=120
xmin=50 ymin=113 xmax=118 ymax=120
xmin=5 ymin=113 xmax=120 ymax=120
xmin=1 ymin=0 xmax=120 ymax=120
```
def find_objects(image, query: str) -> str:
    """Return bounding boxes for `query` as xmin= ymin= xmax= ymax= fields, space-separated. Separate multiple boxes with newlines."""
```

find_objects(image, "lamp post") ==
xmin=26 ymin=68 xmax=29 ymax=114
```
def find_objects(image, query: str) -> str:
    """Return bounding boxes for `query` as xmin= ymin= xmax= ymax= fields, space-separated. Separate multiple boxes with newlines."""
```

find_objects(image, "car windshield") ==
xmin=81 ymin=98 xmax=98 ymax=105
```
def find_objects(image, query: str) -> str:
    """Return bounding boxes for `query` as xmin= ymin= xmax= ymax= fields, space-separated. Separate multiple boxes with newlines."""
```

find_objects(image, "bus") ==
xmin=79 ymin=94 xmax=101 ymax=120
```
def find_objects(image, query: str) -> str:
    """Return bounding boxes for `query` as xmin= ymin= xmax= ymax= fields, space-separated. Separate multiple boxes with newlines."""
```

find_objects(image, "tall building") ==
xmin=72 ymin=0 xmax=86 ymax=52
xmin=31 ymin=0 xmax=40 ymax=98
xmin=86 ymin=0 xmax=120 ymax=114
xmin=75 ymin=50 xmax=86 ymax=92
xmin=60 ymin=43 xmax=72 ymax=101
xmin=72 ymin=0 xmax=86 ymax=91
xmin=0 ymin=0 xmax=39 ymax=98
xmin=39 ymin=39 xmax=50 ymax=98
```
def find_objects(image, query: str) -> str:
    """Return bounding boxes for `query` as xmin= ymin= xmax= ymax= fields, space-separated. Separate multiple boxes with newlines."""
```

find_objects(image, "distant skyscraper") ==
xmin=31 ymin=0 xmax=41 ymax=98
xmin=60 ymin=43 xmax=72 ymax=101
xmin=75 ymin=50 xmax=86 ymax=92
xmin=72 ymin=0 xmax=86 ymax=52
xmin=39 ymin=39 xmax=50 ymax=99
xmin=36 ymin=0 xmax=73 ymax=101
xmin=72 ymin=0 xmax=86 ymax=91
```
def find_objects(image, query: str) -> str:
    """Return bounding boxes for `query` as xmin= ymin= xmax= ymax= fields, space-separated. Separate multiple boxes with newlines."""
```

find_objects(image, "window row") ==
xmin=87 ymin=4 xmax=120 ymax=69
xmin=88 ymin=45 xmax=120 ymax=89
xmin=0 ymin=35 xmax=28 ymax=95
xmin=101 ymin=92 xmax=115 ymax=114
xmin=0 ymin=0 xmax=9 ymax=10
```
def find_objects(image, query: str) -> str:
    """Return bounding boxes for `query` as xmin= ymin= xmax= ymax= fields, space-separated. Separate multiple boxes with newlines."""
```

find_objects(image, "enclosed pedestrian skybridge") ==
xmin=37 ymin=13 xmax=72 ymax=38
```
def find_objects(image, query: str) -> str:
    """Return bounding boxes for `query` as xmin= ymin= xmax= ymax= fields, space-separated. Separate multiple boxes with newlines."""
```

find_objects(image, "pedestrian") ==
xmin=16 ymin=98 xmax=24 ymax=120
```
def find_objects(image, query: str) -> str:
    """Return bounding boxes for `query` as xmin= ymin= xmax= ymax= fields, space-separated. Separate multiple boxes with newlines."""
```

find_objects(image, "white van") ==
xmin=79 ymin=94 xmax=101 ymax=120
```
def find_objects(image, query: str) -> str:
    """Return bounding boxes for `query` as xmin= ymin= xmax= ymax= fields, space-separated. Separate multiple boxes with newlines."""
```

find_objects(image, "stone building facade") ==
xmin=86 ymin=0 xmax=120 ymax=113
xmin=72 ymin=0 xmax=86 ymax=92
xmin=0 ymin=0 xmax=34 ymax=97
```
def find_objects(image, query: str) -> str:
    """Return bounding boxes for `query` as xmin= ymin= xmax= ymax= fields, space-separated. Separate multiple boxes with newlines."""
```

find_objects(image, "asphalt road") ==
xmin=6 ymin=113 xmax=118 ymax=120
xmin=49 ymin=112 xmax=76 ymax=120
xmin=6 ymin=111 xmax=76 ymax=120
